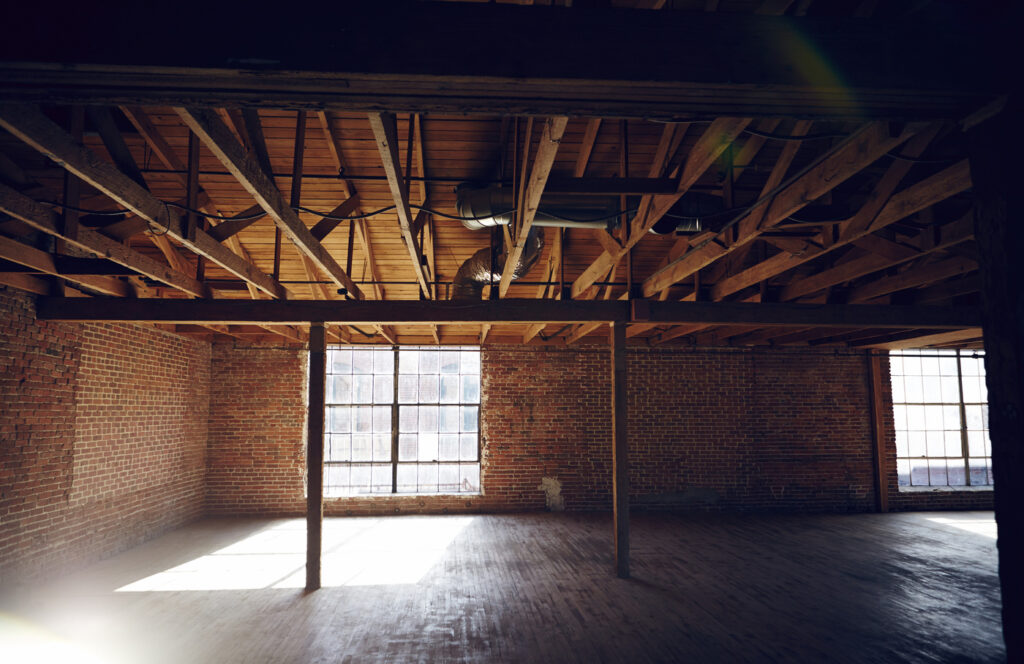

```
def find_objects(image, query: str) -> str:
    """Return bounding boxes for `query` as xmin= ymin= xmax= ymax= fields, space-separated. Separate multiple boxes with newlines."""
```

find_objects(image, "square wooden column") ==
xmin=306 ymin=322 xmax=326 ymax=591
xmin=611 ymin=321 xmax=629 ymax=578
xmin=967 ymin=101 xmax=1023 ymax=660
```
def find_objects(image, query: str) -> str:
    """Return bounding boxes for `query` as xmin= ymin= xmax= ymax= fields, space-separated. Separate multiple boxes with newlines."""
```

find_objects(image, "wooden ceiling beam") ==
xmin=643 ymin=120 xmax=921 ymax=297
xmin=847 ymin=255 xmax=977 ymax=304
xmin=499 ymin=115 xmax=568 ymax=298
xmin=367 ymin=111 xmax=432 ymax=297
xmin=0 ymin=182 xmax=210 ymax=297
xmin=573 ymin=117 xmax=747 ymax=298
xmin=0 ymin=104 xmax=285 ymax=298
xmin=0 ymin=234 xmax=131 ymax=297
xmin=36 ymin=298 xmax=980 ymax=330
xmin=175 ymin=106 xmax=361 ymax=299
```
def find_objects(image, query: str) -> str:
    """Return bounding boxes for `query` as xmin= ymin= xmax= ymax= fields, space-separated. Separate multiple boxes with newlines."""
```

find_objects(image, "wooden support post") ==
xmin=867 ymin=353 xmax=889 ymax=513
xmin=306 ymin=322 xmax=326 ymax=591
xmin=611 ymin=320 xmax=630 ymax=578
xmin=966 ymin=101 xmax=1023 ymax=660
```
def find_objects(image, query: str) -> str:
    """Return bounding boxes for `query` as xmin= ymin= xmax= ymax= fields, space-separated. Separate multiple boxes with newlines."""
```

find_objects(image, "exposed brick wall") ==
xmin=0 ymin=286 xmax=209 ymax=586
xmin=206 ymin=342 xmax=308 ymax=515
xmin=205 ymin=343 xmax=895 ymax=515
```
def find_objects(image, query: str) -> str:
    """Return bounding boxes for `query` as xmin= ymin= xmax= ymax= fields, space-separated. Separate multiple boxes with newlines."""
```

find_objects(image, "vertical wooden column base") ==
xmin=611 ymin=321 xmax=630 ymax=578
xmin=867 ymin=353 xmax=889 ymax=513
xmin=306 ymin=322 xmax=326 ymax=591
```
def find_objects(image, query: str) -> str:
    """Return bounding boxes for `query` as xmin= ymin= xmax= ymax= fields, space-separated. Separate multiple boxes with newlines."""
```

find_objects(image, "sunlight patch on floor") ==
xmin=925 ymin=516 xmax=997 ymax=539
xmin=115 ymin=516 xmax=475 ymax=592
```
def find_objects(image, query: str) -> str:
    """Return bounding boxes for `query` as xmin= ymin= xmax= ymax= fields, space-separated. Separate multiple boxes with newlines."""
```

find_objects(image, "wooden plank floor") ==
xmin=0 ymin=511 xmax=1003 ymax=663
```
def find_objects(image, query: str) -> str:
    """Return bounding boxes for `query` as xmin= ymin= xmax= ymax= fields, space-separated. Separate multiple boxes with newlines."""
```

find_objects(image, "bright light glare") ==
xmin=116 ymin=517 xmax=474 ymax=592
xmin=0 ymin=615 xmax=110 ymax=664
xmin=926 ymin=516 xmax=997 ymax=539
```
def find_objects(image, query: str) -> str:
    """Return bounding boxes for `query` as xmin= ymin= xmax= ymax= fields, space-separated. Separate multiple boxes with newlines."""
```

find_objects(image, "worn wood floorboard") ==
xmin=0 ymin=512 xmax=1003 ymax=663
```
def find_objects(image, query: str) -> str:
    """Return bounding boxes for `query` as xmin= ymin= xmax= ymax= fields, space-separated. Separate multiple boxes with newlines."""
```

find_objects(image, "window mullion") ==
xmin=391 ymin=345 xmax=399 ymax=494
xmin=956 ymin=349 xmax=971 ymax=486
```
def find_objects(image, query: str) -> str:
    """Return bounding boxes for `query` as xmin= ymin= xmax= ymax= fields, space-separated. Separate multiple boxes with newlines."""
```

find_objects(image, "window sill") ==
xmin=324 ymin=493 xmax=483 ymax=499
xmin=897 ymin=485 xmax=993 ymax=493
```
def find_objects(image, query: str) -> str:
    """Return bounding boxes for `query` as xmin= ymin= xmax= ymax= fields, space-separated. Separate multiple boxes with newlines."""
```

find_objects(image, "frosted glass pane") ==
xmin=439 ymin=434 xmax=459 ymax=461
xmin=351 ymin=465 xmax=371 ymax=492
xmin=461 ymin=375 xmax=480 ymax=403
xmin=399 ymin=349 xmax=418 ymax=374
xmin=439 ymin=375 xmax=459 ymax=403
xmin=920 ymin=355 xmax=939 ymax=376
xmin=397 ymin=464 xmax=417 ymax=493
xmin=329 ymin=375 xmax=352 ymax=404
xmin=897 ymin=459 xmax=910 ymax=486
xmin=398 ymin=375 xmax=417 ymax=403
xmin=373 ymin=375 xmax=393 ymax=403
xmin=461 ymin=351 xmax=480 ymax=373
xmin=969 ymin=459 xmax=988 ymax=486
xmin=418 ymin=405 xmax=438 ymax=433
xmin=399 ymin=433 xmax=417 ymax=461
xmin=329 ymin=406 xmax=351 ymax=433
xmin=892 ymin=405 xmax=906 ymax=431
xmin=907 ymin=406 xmax=926 ymax=430
xmin=329 ymin=434 xmax=350 ymax=462
xmin=352 ymin=349 xmax=373 ymax=374
xmin=890 ymin=376 xmax=905 ymax=402
xmin=962 ymin=377 xmax=982 ymax=403
xmin=939 ymin=356 xmax=958 ymax=376
xmin=418 ymin=433 xmax=438 ymax=462
xmin=902 ymin=355 xmax=921 ymax=376
xmin=331 ymin=349 xmax=352 ymax=374
xmin=889 ymin=355 xmax=903 ymax=376
xmin=895 ymin=430 xmax=909 ymax=458
xmin=944 ymin=430 xmax=962 ymax=457
xmin=440 ymin=406 xmax=460 ymax=433
xmin=940 ymin=376 xmax=960 ymax=402
xmin=399 ymin=406 xmax=417 ymax=433
xmin=965 ymin=405 xmax=984 ymax=430
xmin=326 ymin=465 xmax=349 ymax=493
xmin=439 ymin=464 xmax=460 ymax=491
xmin=925 ymin=430 xmax=945 ymax=457
xmin=419 ymin=350 xmax=439 ymax=374
xmin=374 ymin=349 xmax=394 ymax=375
xmin=967 ymin=430 xmax=986 ymax=457
xmin=353 ymin=375 xmax=373 ymax=403
xmin=353 ymin=407 xmax=373 ymax=433
xmin=904 ymin=376 xmax=923 ymax=402
xmin=948 ymin=462 xmax=967 ymax=486
xmin=440 ymin=351 xmax=460 ymax=374
xmin=418 ymin=464 xmax=439 ymax=492
xmin=372 ymin=434 xmax=391 ymax=461
xmin=371 ymin=464 xmax=392 ymax=493
xmin=462 ymin=406 xmax=479 ymax=432
xmin=923 ymin=405 xmax=943 ymax=429
xmin=928 ymin=459 xmax=947 ymax=486
xmin=460 ymin=464 xmax=480 ymax=492
xmin=922 ymin=377 xmax=941 ymax=402
xmin=961 ymin=356 xmax=982 ymax=376
xmin=460 ymin=433 xmax=478 ymax=461
xmin=942 ymin=405 xmax=960 ymax=430
xmin=910 ymin=462 xmax=929 ymax=486
xmin=373 ymin=406 xmax=390 ymax=433
xmin=908 ymin=431 xmax=926 ymax=457
xmin=419 ymin=375 xmax=439 ymax=402
xmin=352 ymin=435 xmax=372 ymax=462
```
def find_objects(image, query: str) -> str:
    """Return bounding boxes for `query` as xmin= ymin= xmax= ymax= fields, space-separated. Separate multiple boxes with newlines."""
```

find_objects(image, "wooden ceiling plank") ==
xmin=847 ymin=255 xmax=977 ymax=303
xmin=0 ymin=182 xmax=210 ymax=297
xmin=862 ymin=327 xmax=983 ymax=350
xmin=499 ymin=116 xmax=568 ymax=298
xmin=572 ymin=117 xmax=749 ymax=299
xmin=0 ymin=104 xmax=285 ymax=298
xmin=176 ymin=106 xmax=361 ymax=299
xmin=643 ymin=120 xmax=922 ymax=297
xmin=367 ymin=111 xmax=432 ymax=297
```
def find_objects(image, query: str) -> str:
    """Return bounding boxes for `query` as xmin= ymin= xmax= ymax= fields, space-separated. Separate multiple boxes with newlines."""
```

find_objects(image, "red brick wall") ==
xmin=206 ymin=343 xmax=906 ymax=515
xmin=0 ymin=286 xmax=209 ymax=586
xmin=206 ymin=342 xmax=308 ymax=515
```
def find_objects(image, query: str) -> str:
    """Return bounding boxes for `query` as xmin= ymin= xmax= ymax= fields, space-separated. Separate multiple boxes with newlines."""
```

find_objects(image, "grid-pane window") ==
xmin=323 ymin=345 xmax=480 ymax=496
xmin=890 ymin=349 xmax=992 ymax=488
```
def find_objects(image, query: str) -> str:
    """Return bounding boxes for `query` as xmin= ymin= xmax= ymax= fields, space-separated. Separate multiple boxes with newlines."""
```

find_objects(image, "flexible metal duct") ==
xmin=451 ymin=226 xmax=544 ymax=300
xmin=456 ymin=183 xmax=614 ymax=231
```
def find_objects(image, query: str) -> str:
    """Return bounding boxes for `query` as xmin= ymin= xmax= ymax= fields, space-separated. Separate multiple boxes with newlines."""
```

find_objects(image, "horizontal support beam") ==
xmin=36 ymin=297 xmax=980 ymax=329
xmin=0 ymin=4 xmax=1001 ymax=119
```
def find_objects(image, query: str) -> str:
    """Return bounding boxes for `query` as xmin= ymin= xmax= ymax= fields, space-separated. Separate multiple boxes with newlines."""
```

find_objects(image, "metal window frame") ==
xmin=323 ymin=344 xmax=482 ymax=496
xmin=891 ymin=348 xmax=992 ymax=488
